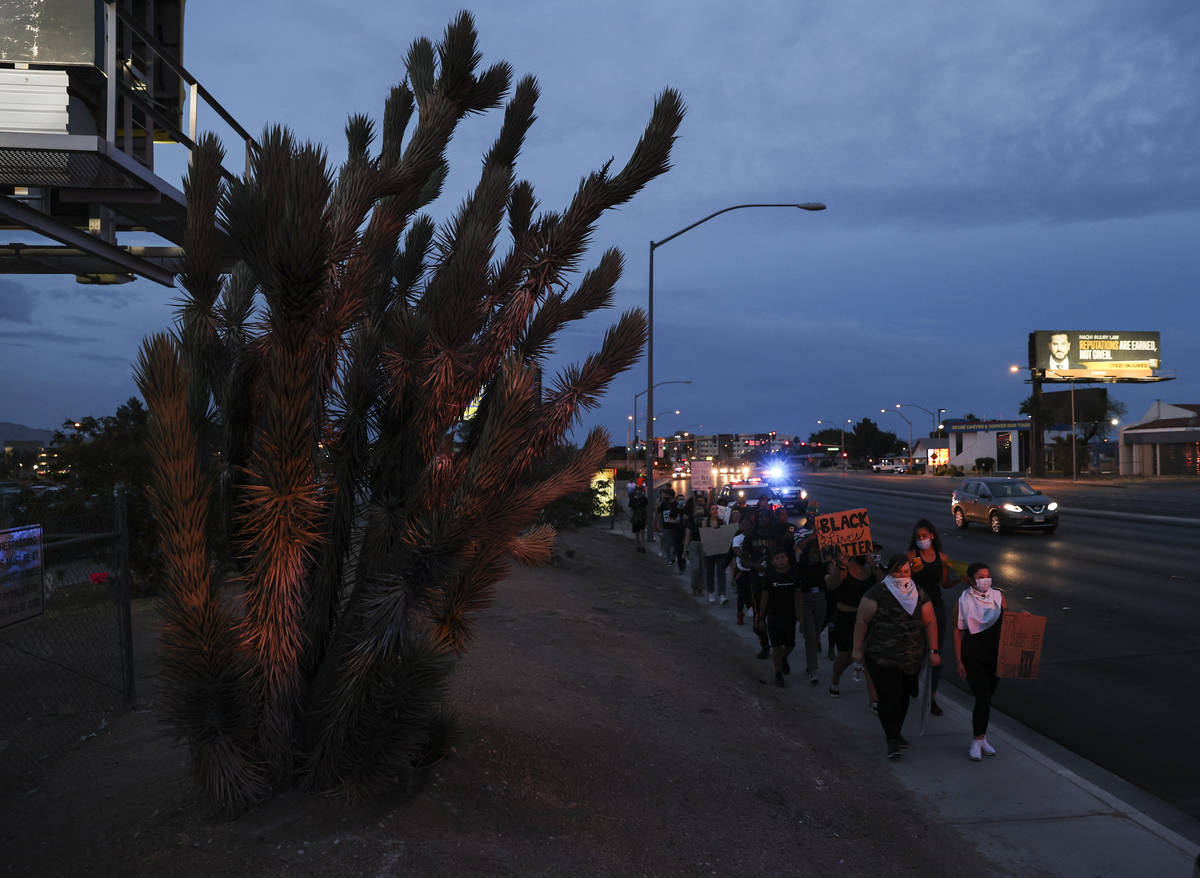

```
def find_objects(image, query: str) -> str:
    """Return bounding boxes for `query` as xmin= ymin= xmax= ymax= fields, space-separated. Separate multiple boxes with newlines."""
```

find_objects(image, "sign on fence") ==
xmin=814 ymin=508 xmax=873 ymax=561
xmin=0 ymin=524 xmax=44 ymax=628
xmin=997 ymin=612 xmax=1046 ymax=679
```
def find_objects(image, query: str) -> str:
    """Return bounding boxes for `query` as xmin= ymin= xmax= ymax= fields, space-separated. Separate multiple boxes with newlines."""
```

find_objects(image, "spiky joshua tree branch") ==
xmin=134 ymin=11 xmax=684 ymax=811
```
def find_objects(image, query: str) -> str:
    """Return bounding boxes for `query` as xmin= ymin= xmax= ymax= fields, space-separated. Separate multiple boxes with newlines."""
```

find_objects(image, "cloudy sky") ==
xmin=3 ymin=1 xmax=1198 ymax=446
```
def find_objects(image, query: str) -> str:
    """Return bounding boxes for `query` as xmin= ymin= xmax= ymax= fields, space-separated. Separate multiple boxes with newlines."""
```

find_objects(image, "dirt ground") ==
xmin=0 ymin=527 xmax=994 ymax=877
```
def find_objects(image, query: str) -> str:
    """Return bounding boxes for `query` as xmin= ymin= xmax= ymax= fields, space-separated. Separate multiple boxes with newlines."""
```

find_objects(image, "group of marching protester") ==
xmin=625 ymin=479 xmax=1012 ymax=762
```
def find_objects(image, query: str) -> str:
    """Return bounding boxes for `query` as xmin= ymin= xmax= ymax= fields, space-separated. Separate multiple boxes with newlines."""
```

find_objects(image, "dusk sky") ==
xmin=2 ymin=1 xmax=1198 ymax=445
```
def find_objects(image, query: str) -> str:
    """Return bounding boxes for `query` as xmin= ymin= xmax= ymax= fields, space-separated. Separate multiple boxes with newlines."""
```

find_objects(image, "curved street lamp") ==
xmin=645 ymin=202 xmax=826 ymax=487
xmin=634 ymin=379 xmax=692 ymax=446
xmin=882 ymin=408 xmax=913 ymax=468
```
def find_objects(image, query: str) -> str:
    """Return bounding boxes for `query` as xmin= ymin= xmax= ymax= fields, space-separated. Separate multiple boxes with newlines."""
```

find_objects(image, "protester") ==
xmin=907 ymin=519 xmax=953 ymax=716
xmin=747 ymin=505 xmax=778 ymax=658
xmin=759 ymin=546 xmax=805 ymax=688
xmin=628 ymin=484 xmax=648 ymax=553
xmin=730 ymin=514 xmax=758 ymax=627
xmin=826 ymin=552 xmax=880 ymax=699
xmin=698 ymin=504 xmax=731 ymax=604
xmin=656 ymin=488 xmax=680 ymax=566
xmin=852 ymin=554 xmax=941 ymax=760
xmin=793 ymin=528 xmax=828 ymax=686
xmin=773 ymin=505 xmax=797 ymax=563
xmin=955 ymin=563 xmax=1009 ymax=761
xmin=683 ymin=495 xmax=704 ymax=593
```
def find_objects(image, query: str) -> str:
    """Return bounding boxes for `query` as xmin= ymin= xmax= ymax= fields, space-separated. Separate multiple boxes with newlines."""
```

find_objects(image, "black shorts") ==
xmin=768 ymin=619 xmax=796 ymax=649
xmin=835 ymin=608 xmax=858 ymax=652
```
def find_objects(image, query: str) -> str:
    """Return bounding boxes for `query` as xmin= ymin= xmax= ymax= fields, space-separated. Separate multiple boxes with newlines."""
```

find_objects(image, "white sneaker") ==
xmin=708 ymin=593 xmax=716 ymax=603
xmin=980 ymin=737 xmax=997 ymax=757
xmin=720 ymin=596 xmax=729 ymax=605
xmin=968 ymin=739 xmax=983 ymax=761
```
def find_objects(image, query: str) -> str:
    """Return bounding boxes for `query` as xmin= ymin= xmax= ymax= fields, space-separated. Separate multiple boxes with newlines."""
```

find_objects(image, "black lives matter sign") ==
xmin=814 ymin=508 xmax=873 ymax=561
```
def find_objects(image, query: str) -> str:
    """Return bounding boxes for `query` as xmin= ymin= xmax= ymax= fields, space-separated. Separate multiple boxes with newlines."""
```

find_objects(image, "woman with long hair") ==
xmin=907 ymin=518 xmax=953 ymax=716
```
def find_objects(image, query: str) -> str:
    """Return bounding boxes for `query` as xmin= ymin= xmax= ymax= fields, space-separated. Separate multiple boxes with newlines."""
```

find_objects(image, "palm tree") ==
xmin=135 ymin=12 xmax=684 ymax=810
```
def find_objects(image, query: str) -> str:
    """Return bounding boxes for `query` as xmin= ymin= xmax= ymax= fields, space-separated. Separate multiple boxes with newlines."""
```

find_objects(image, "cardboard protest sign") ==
xmin=814 ymin=508 xmax=872 ymax=561
xmin=690 ymin=461 xmax=714 ymax=492
xmin=996 ymin=612 xmax=1046 ymax=679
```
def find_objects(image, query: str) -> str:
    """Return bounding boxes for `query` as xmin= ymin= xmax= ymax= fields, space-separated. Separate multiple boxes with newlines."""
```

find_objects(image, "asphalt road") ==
xmin=780 ymin=472 xmax=1200 ymax=825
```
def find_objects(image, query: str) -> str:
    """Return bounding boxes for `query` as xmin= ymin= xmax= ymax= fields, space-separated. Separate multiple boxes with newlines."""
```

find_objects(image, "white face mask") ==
xmin=891 ymin=575 xmax=913 ymax=589
xmin=916 ymin=538 xmax=932 ymax=550
xmin=971 ymin=577 xmax=992 ymax=594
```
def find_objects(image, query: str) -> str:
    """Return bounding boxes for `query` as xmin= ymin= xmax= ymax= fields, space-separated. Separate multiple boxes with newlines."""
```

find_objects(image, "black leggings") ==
xmin=962 ymin=634 xmax=1000 ymax=737
xmin=865 ymin=658 xmax=918 ymax=742
xmin=930 ymin=601 xmax=946 ymax=697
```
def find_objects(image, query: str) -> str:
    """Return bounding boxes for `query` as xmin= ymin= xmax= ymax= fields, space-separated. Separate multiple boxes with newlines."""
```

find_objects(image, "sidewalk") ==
xmin=618 ymin=523 xmax=1200 ymax=877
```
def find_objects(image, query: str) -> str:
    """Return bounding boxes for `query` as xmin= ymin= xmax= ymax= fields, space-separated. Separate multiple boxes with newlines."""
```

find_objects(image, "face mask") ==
xmin=891 ymin=576 xmax=913 ymax=589
xmin=916 ymin=538 xmax=932 ymax=550
xmin=971 ymin=577 xmax=992 ymax=594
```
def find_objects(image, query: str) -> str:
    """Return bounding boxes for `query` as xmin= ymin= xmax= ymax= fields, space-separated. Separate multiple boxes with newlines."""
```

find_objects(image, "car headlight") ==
xmin=1002 ymin=503 xmax=1023 ymax=513
xmin=1047 ymin=501 xmax=1058 ymax=511
xmin=800 ymin=489 xmax=808 ymax=500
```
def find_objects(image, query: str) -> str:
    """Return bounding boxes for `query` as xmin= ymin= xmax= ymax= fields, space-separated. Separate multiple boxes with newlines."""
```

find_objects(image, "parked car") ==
xmin=0 ymin=481 xmax=20 ymax=497
xmin=951 ymin=477 xmax=1059 ymax=535
xmin=871 ymin=459 xmax=909 ymax=473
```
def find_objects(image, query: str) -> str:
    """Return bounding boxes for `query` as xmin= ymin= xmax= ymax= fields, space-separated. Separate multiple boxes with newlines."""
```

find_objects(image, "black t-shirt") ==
xmin=912 ymin=554 xmax=944 ymax=607
xmin=762 ymin=565 xmax=802 ymax=620
xmin=629 ymin=492 xmax=648 ymax=522
xmin=661 ymin=500 xmax=684 ymax=529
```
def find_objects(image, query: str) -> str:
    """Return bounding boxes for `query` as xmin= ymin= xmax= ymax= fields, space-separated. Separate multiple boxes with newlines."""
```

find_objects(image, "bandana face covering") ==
xmin=970 ymin=577 xmax=992 ymax=596
xmin=885 ymin=575 xmax=918 ymax=614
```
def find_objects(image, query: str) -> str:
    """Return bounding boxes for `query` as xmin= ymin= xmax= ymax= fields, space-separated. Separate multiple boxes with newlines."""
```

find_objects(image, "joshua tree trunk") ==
xmin=135 ymin=12 xmax=684 ymax=811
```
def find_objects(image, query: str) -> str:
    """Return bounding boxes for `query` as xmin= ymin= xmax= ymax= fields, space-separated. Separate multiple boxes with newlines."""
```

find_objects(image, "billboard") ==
xmin=1028 ymin=331 xmax=1161 ymax=381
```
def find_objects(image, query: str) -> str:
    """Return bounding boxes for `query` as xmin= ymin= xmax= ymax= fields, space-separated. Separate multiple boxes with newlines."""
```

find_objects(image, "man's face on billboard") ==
xmin=1049 ymin=334 xmax=1070 ymax=361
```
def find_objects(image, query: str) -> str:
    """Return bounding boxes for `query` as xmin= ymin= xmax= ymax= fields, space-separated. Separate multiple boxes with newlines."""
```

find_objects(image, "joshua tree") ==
xmin=135 ymin=12 xmax=683 ymax=811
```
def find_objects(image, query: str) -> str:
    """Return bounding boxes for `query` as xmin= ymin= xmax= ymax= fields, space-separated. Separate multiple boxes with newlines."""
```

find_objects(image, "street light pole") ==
xmin=883 ymin=408 xmax=913 ymax=469
xmin=646 ymin=202 xmax=825 ymax=489
xmin=817 ymin=418 xmax=852 ymax=473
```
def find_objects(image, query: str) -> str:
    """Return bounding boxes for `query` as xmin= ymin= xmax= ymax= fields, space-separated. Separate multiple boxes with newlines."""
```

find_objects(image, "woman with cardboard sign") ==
xmin=954 ymin=562 xmax=1008 ymax=762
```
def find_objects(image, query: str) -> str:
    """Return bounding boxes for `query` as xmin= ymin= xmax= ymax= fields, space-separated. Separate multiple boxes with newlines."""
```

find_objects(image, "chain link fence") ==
xmin=0 ymin=485 xmax=133 ymax=789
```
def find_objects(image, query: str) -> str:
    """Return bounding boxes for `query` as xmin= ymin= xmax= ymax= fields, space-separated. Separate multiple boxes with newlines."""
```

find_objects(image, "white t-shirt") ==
xmin=731 ymin=532 xmax=750 ymax=571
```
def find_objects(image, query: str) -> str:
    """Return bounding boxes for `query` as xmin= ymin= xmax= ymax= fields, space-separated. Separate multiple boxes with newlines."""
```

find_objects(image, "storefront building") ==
xmin=1118 ymin=402 xmax=1200 ymax=477
xmin=945 ymin=419 xmax=1031 ymax=474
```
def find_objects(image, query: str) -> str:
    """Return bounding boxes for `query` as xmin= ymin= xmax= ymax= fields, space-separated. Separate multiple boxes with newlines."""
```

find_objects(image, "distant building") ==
xmin=1118 ymin=402 xmax=1200 ymax=477
xmin=945 ymin=419 xmax=1031 ymax=474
